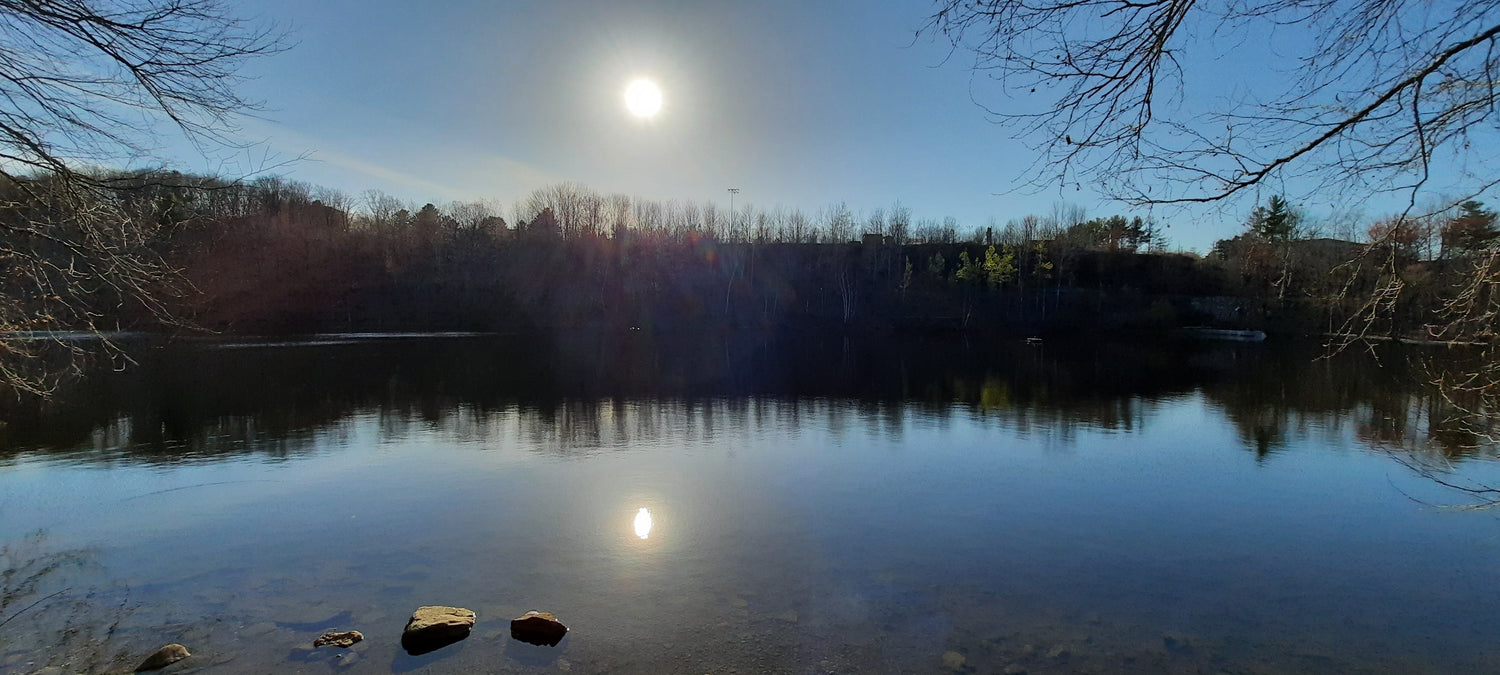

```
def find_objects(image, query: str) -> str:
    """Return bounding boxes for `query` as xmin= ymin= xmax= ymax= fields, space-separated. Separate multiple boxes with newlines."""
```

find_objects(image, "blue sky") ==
xmin=149 ymin=1 xmax=1488 ymax=252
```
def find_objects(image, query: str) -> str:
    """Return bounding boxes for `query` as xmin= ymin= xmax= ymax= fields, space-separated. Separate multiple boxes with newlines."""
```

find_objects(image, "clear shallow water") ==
xmin=2 ymin=333 xmax=1500 ymax=674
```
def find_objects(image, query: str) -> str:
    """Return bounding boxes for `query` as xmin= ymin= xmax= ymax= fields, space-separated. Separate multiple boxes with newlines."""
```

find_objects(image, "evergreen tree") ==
xmin=1441 ymin=200 xmax=1498 ymax=254
xmin=927 ymin=252 xmax=947 ymax=282
xmin=1246 ymin=195 xmax=1301 ymax=240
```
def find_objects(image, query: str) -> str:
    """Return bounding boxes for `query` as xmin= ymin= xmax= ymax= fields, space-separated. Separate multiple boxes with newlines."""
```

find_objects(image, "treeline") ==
xmin=144 ymin=174 xmax=1209 ymax=333
xmin=1 ymin=171 xmax=1492 ymax=338
xmin=1207 ymin=195 xmax=1500 ymax=337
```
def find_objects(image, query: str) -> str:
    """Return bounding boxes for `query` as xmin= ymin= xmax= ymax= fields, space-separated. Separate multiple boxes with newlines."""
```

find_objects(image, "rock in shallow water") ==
xmin=510 ymin=610 xmax=568 ymax=647
xmin=401 ymin=606 xmax=475 ymax=655
xmin=1163 ymin=631 xmax=1193 ymax=653
xmin=135 ymin=643 xmax=190 ymax=671
xmin=314 ymin=630 xmax=364 ymax=648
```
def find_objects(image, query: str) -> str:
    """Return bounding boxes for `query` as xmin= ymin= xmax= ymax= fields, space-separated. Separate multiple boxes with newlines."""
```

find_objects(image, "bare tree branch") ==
xmin=925 ymin=0 xmax=1500 ymax=209
xmin=0 ymin=0 xmax=285 ymax=395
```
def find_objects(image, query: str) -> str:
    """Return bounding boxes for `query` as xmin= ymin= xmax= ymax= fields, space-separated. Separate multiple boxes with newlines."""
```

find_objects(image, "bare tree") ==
xmin=313 ymin=186 xmax=353 ymax=228
xmin=0 ymin=0 xmax=284 ymax=178
xmin=0 ymin=0 xmax=285 ymax=393
xmin=888 ymin=201 xmax=912 ymax=245
xmin=447 ymin=200 xmax=496 ymax=232
xmin=786 ymin=208 xmax=812 ymax=243
xmin=824 ymin=201 xmax=856 ymax=243
xmin=601 ymin=193 xmax=630 ymax=240
xmin=927 ymin=0 xmax=1500 ymax=493
xmin=925 ymin=1 xmax=1500 ymax=209
xmin=1048 ymin=202 xmax=1088 ymax=234
xmin=361 ymin=189 xmax=405 ymax=229
xmin=865 ymin=207 xmax=886 ymax=238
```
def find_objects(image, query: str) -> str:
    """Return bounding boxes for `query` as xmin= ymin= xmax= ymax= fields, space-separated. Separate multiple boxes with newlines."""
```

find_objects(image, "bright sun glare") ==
xmin=624 ymin=79 xmax=662 ymax=118
xmin=634 ymin=507 xmax=653 ymax=539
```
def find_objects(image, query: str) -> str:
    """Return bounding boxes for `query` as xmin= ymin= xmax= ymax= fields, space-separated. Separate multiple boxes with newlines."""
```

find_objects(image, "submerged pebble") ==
xmin=314 ymin=630 xmax=363 ymax=648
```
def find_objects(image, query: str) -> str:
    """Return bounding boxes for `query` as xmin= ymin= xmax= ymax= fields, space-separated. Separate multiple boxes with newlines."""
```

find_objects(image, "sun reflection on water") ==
xmin=634 ymin=507 xmax=653 ymax=540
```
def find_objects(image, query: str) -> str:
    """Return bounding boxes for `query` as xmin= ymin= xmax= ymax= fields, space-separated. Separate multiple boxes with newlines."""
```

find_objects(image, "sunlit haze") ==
xmin=165 ymin=1 xmax=1211 ymax=246
xmin=149 ymin=1 xmax=1489 ymax=251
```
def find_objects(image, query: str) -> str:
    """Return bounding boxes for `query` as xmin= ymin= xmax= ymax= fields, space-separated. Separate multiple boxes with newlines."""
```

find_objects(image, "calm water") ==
xmin=2 ymin=332 xmax=1499 ymax=674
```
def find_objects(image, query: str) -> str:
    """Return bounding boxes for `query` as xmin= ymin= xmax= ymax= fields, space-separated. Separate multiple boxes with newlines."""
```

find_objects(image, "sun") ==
xmin=624 ymin=78 xmax=662 ymax=118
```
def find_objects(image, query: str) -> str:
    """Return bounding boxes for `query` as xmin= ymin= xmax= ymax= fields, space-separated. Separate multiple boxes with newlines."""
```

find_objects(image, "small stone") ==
xmin=510 ymin=610 xmax=568 ymax=647
xmin=401 ymin=606 xmax=475 ymax=655
xmin=314 ymin=631 xmax=364 ymax=648
xmin=941 ymin=651 xmax=967 ymax=671
xmin=1163 ymin=631 xmax=1193 ymax=653
xmin=135 ymin=644 xmax=191 ymax=671
xmin=334 ymin=651 xmax=361 ymax=669
xmin=1046 ymin=644 xmax=1070 ymax=660
xmin=406 ymin=606 xmax=475 ymax=634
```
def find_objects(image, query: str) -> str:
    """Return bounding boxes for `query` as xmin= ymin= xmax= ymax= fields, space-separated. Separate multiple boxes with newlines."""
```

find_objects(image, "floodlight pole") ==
xmin=727 ymin=188 xmax=739 ymax=233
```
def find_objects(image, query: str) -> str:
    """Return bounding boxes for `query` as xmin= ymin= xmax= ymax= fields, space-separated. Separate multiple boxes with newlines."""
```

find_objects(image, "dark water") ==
xmin=2 ymin=332 xmax=1499 ymax=674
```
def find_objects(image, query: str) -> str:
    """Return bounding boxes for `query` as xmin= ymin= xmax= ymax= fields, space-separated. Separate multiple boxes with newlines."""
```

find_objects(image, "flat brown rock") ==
xmin=510 ymin=610 xmax=568 ymax=647
xmin=135 ymin=643 xmax=190 ymax=671
xmin=313 ymin=630 xmax=363 ymax=648
xmin=401 ymin=606 xmax=475 ymax=655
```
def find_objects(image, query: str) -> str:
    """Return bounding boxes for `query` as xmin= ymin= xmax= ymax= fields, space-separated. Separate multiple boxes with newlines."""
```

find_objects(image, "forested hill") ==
xmin=6 ymin=173 xmax=1483 ymax=338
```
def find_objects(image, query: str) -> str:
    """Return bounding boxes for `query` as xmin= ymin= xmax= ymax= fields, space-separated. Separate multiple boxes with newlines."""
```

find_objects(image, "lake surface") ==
xmin=2 ymin=332 xmax=1499 ymax=674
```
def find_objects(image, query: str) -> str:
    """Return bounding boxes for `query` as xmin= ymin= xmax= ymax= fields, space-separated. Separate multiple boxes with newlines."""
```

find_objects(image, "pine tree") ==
xmin=927 ymin=252 xmax=947 ymax=282
xmin=1441 ymin=200 xmax=1498 ymax=254
xmin=1247 ymin=195 xmax=1300 ymax=240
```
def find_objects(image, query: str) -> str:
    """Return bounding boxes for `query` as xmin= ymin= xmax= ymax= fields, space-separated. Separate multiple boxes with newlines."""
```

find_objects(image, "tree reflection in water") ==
xmin=0 ymin=330 xmax=1492 ymax=497
xmin=0 ymin=330 xmax=1497 ymax=671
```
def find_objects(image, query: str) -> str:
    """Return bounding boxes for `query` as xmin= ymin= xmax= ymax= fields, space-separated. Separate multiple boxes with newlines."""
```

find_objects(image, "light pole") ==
xmin=727 ymin=188 xmax=739 ymax=235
